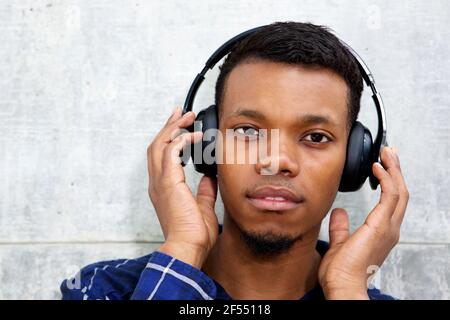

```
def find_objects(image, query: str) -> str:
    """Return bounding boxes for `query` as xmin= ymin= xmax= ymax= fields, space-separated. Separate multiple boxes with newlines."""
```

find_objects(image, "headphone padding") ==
xmin=339 ymin=121 xmax=373 ymax=192
xmin=191 ymin=105 xmax=218 ymax=177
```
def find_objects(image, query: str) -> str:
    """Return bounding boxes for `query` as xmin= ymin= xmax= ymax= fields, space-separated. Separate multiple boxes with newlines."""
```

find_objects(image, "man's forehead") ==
xmin=218 ymin=61 xmax=349 ymax=128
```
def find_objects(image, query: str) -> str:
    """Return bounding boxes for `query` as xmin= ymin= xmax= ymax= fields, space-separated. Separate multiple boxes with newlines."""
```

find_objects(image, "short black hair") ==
xmin=214 ymin=21 xmax=363 ymax=132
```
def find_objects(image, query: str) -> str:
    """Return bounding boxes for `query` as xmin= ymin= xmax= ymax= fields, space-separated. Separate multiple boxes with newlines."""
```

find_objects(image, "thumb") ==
xmin=328 ymin=208 xmax=350 ymax=249
xmin=196 ymin=175 xmax=218 ymax=213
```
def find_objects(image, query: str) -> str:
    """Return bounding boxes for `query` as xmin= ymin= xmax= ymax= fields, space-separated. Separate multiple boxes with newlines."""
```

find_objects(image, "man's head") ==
xmin=213 ymin=22 xmax=363 ymax=257
xmin=215 ymin=21 xmax=363 ymax=132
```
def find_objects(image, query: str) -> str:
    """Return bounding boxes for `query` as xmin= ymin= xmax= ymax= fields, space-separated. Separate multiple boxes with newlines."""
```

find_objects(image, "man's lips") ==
xmin=246 ymin=186 xmax=305 ymax=211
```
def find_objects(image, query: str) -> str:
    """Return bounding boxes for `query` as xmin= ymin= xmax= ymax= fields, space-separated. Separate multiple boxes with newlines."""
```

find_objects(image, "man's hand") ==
xmin=147 ymin=106 xmax=219 ymax=269
xmin=318 ymin=146 xmax=409 ymax=299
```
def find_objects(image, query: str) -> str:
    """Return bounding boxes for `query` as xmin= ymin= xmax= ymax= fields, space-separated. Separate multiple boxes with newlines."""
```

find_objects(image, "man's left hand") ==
xmin=318 ymin=146 xmax=409 ymax=299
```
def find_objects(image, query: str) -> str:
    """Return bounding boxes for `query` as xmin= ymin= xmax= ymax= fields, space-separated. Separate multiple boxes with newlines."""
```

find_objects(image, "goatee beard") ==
xmin=239 ymin=228 xmax=303 ymax=258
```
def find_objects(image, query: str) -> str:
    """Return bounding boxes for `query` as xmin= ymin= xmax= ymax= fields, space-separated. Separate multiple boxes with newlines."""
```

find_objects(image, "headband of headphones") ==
xmin=182 ymin=24 xmax=387 ymax=163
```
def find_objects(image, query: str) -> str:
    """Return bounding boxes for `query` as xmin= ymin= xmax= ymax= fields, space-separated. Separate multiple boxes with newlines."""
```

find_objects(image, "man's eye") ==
xmin=233 ymin=126 xmax=261 ymax=139
xmin=303 ymin=133 xmax=331 ymax=144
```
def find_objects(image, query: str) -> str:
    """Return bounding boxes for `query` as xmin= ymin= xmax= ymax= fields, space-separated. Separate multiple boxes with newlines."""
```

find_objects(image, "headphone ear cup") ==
xmin=339 ymin=121 xmax=373 ymax=192
xmin=190 ymin=104 xmax=218 ymax=177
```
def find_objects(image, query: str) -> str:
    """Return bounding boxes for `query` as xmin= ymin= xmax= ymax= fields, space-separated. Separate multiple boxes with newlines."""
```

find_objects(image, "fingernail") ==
xmin=183 ymin=111 xmax=194 ymax=117
xmin=393 ymin=147 xmax=398 ymax=155
xmin=391 ymin=148 xmax=398 ymax=161
xmin=389 ymin=147 xmax=396 ymax=158
xmin=172 ymin=106 xmax=181 ymax=115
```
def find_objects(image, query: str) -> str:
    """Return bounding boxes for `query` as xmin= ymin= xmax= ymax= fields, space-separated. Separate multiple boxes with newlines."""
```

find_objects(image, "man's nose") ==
xmin=255 ymin=134 xmax=300 ymax=177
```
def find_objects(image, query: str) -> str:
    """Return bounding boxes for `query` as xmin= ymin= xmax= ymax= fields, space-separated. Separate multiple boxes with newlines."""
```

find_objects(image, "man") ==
xmin=61 ymin=22 xmax=409 ymax=300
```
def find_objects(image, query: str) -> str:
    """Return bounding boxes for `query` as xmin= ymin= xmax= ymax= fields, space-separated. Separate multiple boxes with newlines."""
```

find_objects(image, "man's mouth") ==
xmin=245 ymin=186 xmax=304 ymax=211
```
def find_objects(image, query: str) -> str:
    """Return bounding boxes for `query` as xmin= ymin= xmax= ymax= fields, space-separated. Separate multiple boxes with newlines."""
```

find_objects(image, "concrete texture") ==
xmin=0 ymin=0 xmax=449 ymax=299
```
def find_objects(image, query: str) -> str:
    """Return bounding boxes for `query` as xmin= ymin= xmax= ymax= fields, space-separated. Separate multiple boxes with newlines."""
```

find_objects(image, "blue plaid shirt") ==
xmin=60 ymin=225 xmax=395 ymax=300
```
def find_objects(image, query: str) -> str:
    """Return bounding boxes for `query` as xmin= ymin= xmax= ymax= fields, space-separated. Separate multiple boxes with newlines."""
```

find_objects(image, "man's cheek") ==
xmin=218 ymin=165 xmax=245 ymax=198
xmin=315 ymin=154 xmax=345 ymax=187
xmin=308 ymin=167 xmax=341 ymax=204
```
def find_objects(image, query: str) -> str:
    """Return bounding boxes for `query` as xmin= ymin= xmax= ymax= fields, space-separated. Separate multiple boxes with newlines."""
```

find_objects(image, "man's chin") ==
xmin=238 ymin=226 xmax=303 ymax=258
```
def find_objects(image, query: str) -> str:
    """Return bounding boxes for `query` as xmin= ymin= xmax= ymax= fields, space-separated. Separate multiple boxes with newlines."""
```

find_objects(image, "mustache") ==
xmin=247 ymin=178 xmax=297 ymax=192
xmin=245 ymin=179 xmax=303 ymax=199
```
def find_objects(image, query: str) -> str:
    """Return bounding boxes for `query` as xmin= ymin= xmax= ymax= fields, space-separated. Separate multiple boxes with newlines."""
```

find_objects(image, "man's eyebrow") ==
xmin=225 ymin=107 xmax=339 ymax=127
xmin=299 ymin=114 xmax=338 ymax=126
xmin=226 ymin=108 xmax=266 ymax=121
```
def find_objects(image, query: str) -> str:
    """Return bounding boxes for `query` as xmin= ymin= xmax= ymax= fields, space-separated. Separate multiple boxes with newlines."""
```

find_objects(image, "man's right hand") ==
xmin=147 ymin=106 xmax=219 ymax=269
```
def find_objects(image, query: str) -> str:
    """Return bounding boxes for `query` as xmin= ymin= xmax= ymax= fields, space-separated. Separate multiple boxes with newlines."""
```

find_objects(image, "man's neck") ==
xmin=201 ymin=218 xmax=323 ymax=300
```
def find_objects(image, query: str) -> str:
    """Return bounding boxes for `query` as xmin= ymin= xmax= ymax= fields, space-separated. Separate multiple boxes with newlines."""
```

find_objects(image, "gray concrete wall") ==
xmin=0 ymin=0 xmax=449 ymax=299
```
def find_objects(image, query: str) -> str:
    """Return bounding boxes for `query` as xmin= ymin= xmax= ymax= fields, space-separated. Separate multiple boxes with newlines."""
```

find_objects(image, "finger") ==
xmin=379 ymin=145 xmax=395 ymax=172
xmin=149 ymin=111 xmax=196 ymax=174
xmin=164 ymin=106 xmax=182 ymax=126
xmin=368 ymin=159 xmax=399 ymax=223
xmin=161 ymin=131 xmax=203 ymax=183
xmin=380 ymin=146 xmax=408 ymax=223
xmin=148 ymin=107 xmax=181 ymax=175
xmin=328 ymin=208 xmax=350 ymax=249
xmin=196 ymin=175 xmax=218 ymax=213
xmin=389 ymin=148 xmax=410 ymax=225
xmin=159 ymin=111 xmax=196 ymax=144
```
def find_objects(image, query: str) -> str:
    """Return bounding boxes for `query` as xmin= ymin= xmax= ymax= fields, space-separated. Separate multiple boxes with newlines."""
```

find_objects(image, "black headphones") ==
xmin=181 ymin=25 xmax=388 ymax=192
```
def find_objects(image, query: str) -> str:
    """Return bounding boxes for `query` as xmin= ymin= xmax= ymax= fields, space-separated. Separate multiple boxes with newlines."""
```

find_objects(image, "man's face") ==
xmin=216 ymin=60 xmax=349 ymax=250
